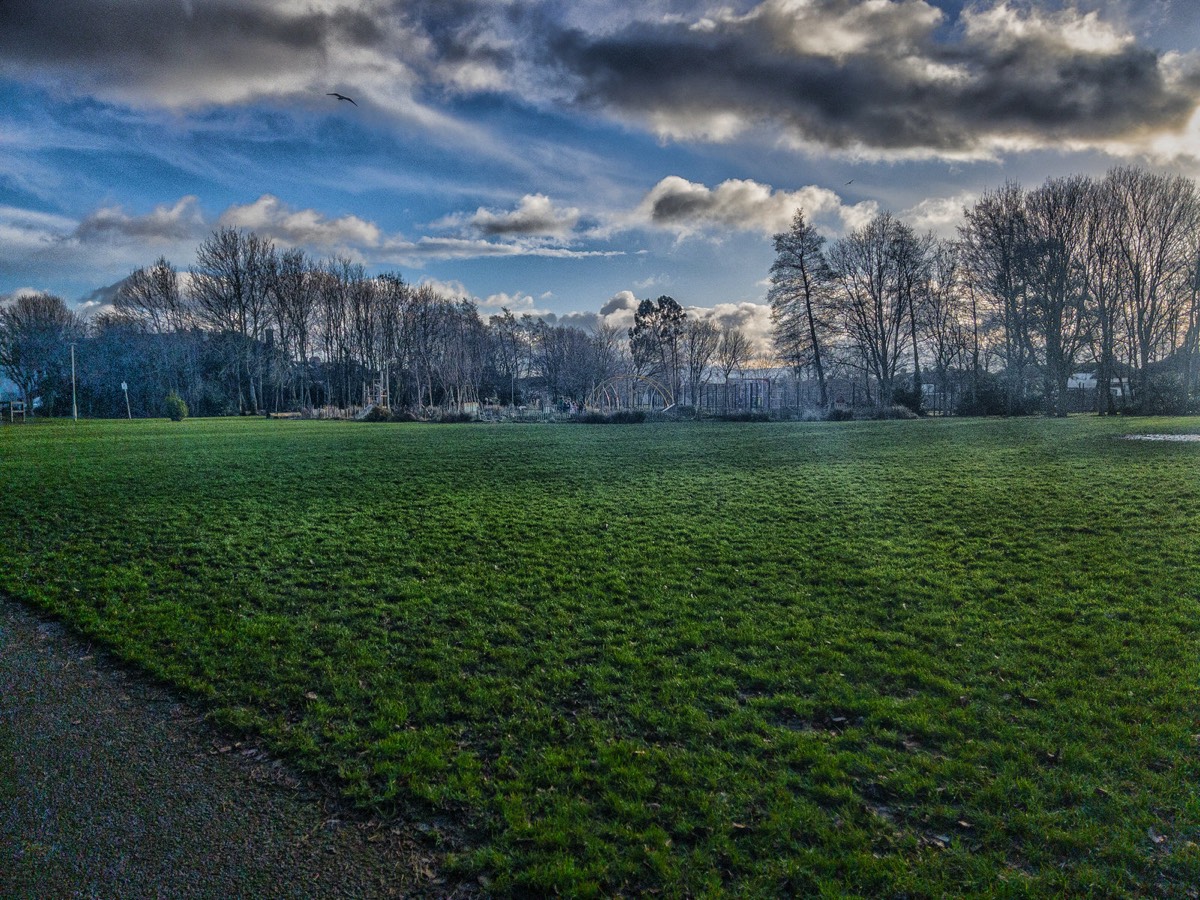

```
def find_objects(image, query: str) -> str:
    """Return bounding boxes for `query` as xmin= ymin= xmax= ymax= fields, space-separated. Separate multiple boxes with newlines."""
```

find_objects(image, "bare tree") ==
xmin=1080 ymin=178 xmax=1126 ymax=414
xmin=115 ymin=257 xmax=200 ymax=406
xmin=919 ymin=241 xmax=971 ymax=414
xmin=894 ymin=226 xmax=933 ymax=409
xmin=828 ymin=213 xmax=916 ymax=408
xmin=770 ymin=210 xmax=832 ymax=407
xmin=1107 ymin=166 xmax=1200 ymax=403
xmin=714 ymin=324 xmax=750 ymax=411
xmin=189 ymin=227 xmax=275 ymax=412
xmin=960 ymin=182 xmax=1033 ymax=414
xmin=1023 ymin=175 xmax=1092 ymax=416
xmin=681 ymin=317 xmax=720 ymax=414
xmin=267 ymin=248 xmax=320 ymax=410
xmin=489 ymin=308 xmax=529 ymax=405
xmin=0 ymin=293 xmax=84 ymax=414
xmin=117 ymin=257 xmax=187 ymax=334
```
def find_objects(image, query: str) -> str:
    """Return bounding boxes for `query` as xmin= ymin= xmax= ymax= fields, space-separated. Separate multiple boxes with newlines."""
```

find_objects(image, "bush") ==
xmin=871 ymin=404 xmax=919 ymax=420
xmin=360 ymin=405 xmax=391 ymax=422
xmin=891 ymin=384 xmax=925 ymax=415
xmin=436 ymin=410 xmax=476 ymax=424
xmin=955 ymin=373 xmax=1039 ymax=417
xmin=714 ymin=411 xmax=771 ymax=422
xmin=1121 ymin=375 xmax=1192 ymax=416
xmin=825 ymin=408 xmax=854 ymax=422
xmin=575 ymin=410 xmax=647 ymax=424
xmin=163 ymin=391 xmax=188 ymax=422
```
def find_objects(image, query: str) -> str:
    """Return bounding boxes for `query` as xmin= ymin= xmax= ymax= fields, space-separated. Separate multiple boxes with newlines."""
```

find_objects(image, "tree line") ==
xmin=0 ymin=228 xmax=751 ymax=418
xmin=4 ymin=164 xmax=1200 ymax=419
xmin=771 ymin=165 xmax=1200 ymax=416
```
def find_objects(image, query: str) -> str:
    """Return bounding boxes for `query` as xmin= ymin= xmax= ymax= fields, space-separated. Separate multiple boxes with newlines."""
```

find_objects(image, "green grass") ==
xmin=2 ymin=416 xmax=1199 ymax=895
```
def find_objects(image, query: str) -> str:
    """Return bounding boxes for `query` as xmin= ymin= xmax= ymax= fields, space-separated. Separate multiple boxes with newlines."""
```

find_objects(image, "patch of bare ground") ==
xmin=0 ymin=598 xmax=476 ymax=899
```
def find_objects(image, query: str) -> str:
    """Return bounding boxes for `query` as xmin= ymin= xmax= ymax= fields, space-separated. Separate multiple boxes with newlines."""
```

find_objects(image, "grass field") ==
xmin=2 ymin=416 xmax=1199 ymax=895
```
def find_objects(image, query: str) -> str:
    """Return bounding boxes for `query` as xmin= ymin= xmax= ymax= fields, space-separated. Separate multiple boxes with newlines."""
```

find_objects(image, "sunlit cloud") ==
xmin=434 ymin=194 xmax=582 ymax=239
xmin=218 ymin=195 xmax=381 ymax=249
xmin=629 ymin=176 xmax=877 ymax=237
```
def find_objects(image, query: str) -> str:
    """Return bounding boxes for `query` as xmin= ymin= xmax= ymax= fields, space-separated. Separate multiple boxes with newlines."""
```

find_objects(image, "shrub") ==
xmin=163 ymin=391 xmax=188 ymax=422
xmin=611 ymin=410 xmax=647 ymax=424
xmin=891 ymin=384 xmax=925 ymax=415
xmin=360 ymin=405 xmax=391 ymax=422
xmin=575 ymin=410 xmax=647 ymax=424
xmin=436 ymin=410 xmax=476 ymax=424
xmin=955 ymin=373 xmax=1039 ymax=417
xmin=825 ymin=408 xmax=854 ymax=422
xmin=871 ymin=404 xmax=919 ymax=420
xmin=1121 ymin=375 xmax=1192 ymax=416
xmin=714 ymin=411 xmax=771 ymax=423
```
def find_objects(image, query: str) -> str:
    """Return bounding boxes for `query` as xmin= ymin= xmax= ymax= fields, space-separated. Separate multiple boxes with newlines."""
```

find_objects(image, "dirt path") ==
xmin=0 ymin=598 xmax=467 ymax=899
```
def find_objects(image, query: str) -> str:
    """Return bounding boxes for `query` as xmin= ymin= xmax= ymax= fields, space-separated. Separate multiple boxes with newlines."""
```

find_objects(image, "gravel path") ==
xmin=0 ymin=598 xmax=468 ymax=899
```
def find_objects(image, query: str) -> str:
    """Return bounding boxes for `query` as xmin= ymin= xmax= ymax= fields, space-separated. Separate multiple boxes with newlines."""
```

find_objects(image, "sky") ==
xmin=4 ymin=0 xmax=1200 ymax=345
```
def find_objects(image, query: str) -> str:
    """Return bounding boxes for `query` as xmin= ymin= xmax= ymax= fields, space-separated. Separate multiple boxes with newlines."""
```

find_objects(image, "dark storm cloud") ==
xmin=539 ymin=1 xmax=1200 ymax=155
xmin=0 ymin=0 xmax=436 ymax=117
xmin=0 ymin=1 xmax=379 ymax=83
xmin=3 ymin=0 xmax=1198 ymax=156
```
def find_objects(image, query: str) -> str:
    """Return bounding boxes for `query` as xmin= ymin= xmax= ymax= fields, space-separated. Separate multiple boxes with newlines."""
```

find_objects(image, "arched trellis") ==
xmin=587 ymin=374 xmax=673 ymax=411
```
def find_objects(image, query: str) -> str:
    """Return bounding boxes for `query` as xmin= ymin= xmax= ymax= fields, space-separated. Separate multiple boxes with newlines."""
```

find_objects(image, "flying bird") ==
xmin=327 ymin=92 xmax=357 ymax=106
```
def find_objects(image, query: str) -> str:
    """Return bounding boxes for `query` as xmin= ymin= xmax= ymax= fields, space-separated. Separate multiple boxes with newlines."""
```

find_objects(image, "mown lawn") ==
xmin=2 ymin=416 xmax=1198 ymax=895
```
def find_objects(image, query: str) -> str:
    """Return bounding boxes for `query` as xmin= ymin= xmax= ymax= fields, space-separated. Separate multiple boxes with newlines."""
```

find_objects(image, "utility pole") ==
xmin=70 ymin=343 xmax=78 ymax=421
xmin=121 ymin=381 xmax=131 ymax=420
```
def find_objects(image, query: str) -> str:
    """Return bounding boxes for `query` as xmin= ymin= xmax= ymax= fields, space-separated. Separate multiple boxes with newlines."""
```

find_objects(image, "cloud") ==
xmin=688 ymin=301 xmax=775 ymax=355
xmin=0 ymin=205 xmax=77 ymax=254
xmin=75 ymin=196 xmax=205 ymax=243
xmin=415 ymin=278 xmax=553 ymax=320
xmin=0 ymin=0 xmax=1186 ymax=160
xmin=902 ymin=192 xmax=978 ymax=238
xmin=218 ymin=195 xmax=381 ymax=249
xmin=477 ymin=290 xmax=541 ymax=311
xmin=597 ymin=289 xmax=637 ymax=316
xmin=0 ymin=203 xmax=201 ymax=288
xmin=962 ymin=3 xmax=1132 ymax=57
xmin=6 ymin=1 xmax=1197 ymax=159
xmin=0 ymin=192 xmax=623 ymax=295
xmin=436 ymin=193 xmax=582 ymax=238
xmin=0 ymin=0 xmax=458 ymax=131
xmin=379 ymin=236 xmax=620 ymax=264
xmin=537 ymin=0 xmax=1200 ymax=158
xmin=630 ymin=176 xmax=877 ymax=236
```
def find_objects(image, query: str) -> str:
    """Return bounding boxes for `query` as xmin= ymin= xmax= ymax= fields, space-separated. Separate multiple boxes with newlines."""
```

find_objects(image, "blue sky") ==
xmin=3 ymin=0 xmax=1200 ymax=342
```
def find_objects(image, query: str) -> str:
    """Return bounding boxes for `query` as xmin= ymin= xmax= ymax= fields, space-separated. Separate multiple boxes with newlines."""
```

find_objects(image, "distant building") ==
xmin=1065 ymin=372 xmax=1130 ymax=412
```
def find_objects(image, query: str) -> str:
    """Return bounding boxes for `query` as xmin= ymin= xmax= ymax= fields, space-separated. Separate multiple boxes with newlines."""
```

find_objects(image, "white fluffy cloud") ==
xmin=75 ymin=196 xmax=205 ymax=242
xmin=961 ymin=3 xmax=1133 ymax=57
xmin=901 ymin=192 xmax=977 ymax=238
xmin=631 ymin=176 xmax=877 ymax=236
xmin=435 ymin=194 xmax=582 ymax=239
xmin=689 ymin=301 xmax=775 ymax=356
xmin=218 ymin=195 xmax=381 ymax=249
